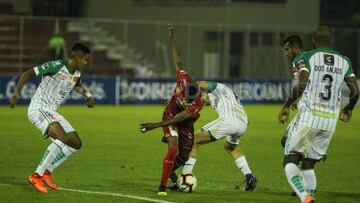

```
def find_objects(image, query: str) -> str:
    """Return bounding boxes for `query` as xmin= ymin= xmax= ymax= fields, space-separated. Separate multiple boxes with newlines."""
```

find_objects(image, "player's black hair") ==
xmin=283 ymin=34 xmax=303 ymax=49
xmin=70 ymin=43 xmax=90 ymax=54
xmin=185 ymin=82 xmax=200 ymax=103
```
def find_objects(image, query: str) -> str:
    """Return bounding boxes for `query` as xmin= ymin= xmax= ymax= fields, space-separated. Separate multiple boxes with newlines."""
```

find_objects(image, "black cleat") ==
xmin=166 ymin=182 xmax=179 ymax=191
xmin=244 ymin=174 xmax=257 ymax=191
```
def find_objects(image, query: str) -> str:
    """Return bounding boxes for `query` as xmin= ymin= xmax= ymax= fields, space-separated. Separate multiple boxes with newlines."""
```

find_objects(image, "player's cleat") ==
xmin=42 ymin=170 xmax=58 ymax=190
xmin=244 ymin=174 xmax=257 ymax=191
xmin=28 ymin=173 xmax=48 ymax=193
xmin=303 ymin=195 xmax=315 ymax=203
xmin=166 ymin=182 xmax=179 ymax=191
xmin=158 ymin=185 xmax=167 ymax=196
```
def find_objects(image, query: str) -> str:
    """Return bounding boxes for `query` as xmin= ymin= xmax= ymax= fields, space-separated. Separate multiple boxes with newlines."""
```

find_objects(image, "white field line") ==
xmin=0 ymin=183 xmax=176 ymax=203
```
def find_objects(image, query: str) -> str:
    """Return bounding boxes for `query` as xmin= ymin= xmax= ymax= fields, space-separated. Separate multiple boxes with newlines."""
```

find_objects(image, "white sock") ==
xmin=285 ymin=163 xmax=308 ymax=202
xmin=47 ymin=145 xmax=78 ymax=173
xmin=235 ymin=156 xmax=252 ymax=176
xmin=182 ymin=157 xmax=197 ymax=174
xmin=302 ymin=169 xmax=316 ymax=196
xmin=35 ymin=139 xmax=65 ymax=176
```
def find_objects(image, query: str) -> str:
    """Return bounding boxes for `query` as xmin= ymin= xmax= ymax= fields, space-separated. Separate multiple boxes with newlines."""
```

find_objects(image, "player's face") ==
xmin=75 ymin=54 xmax=89 ymax=69
xmin=283 ymin=42 xmax=297 ymax=62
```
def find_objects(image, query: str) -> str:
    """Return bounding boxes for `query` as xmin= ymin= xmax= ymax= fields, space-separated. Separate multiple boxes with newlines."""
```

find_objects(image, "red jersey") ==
xmin=163 ymin=69 xmax=204 ymax=124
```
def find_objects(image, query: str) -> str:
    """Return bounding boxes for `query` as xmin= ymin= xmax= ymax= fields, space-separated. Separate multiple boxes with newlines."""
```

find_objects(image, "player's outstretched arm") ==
xmin=9 ymin=68 xmax=36 ymax=108
xmin=196 ymin=81 xmax=208 ymax=91
xmin=169 ymin=24 xmax=183 ymax=70
xmin=74 ymin=84 xmax=95 ymax=108
xmin=340 ymin=77 xmax=359 ymax=122
xmin=139 ymin=110 xmax=191 ymax=133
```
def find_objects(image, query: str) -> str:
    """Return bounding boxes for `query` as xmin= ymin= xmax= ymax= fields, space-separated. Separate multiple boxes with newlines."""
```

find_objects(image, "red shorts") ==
xmin=162 ymin=124 xmax=194 ymax=164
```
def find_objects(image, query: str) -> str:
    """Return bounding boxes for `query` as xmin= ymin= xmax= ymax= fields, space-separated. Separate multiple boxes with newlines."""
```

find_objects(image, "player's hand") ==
xmin=139 ymin=123 xmax=158 ymax=133
xmin=278 ymin=107 xmax=290 ymax=124
xmin=340 ymin=108 xmax=352 ymax=122
xmin=281 ymin=136 xmax=287 ymax=148
xmin=169 ymin=24 xmax=175 ymax=41
xmin=86 ymin=96 xmax=95 ymax=108
xmin=9 ymin=94 xmax=18 ymax=108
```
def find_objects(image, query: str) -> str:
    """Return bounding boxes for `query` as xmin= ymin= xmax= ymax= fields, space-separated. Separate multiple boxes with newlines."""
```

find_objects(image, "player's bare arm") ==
xmin=169 ymin=24 xmax=183 ymax=70
xmin=9 ymin=68 xmax=36 ymax=108
xmin=139 ymin=110 xmax=192 ymax=133
xmin=279 ymin=70 xmax=309 ymax=124
xmin=74 ymin=84 xmax=95 ymax=108
xmin=340 ymin=76 xmax=359 ymax=122
xmin=196 ymin=81 xmax=208 ymax=90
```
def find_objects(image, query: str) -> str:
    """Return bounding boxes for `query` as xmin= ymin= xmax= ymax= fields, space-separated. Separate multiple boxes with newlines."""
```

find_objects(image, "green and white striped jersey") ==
xmin=206 ymin=82 xmax=248 ymax=123
xmin=294 ymin=47 xmax=355 ymax=132
xmin=29 ymin=60 xmax=82 ymax=111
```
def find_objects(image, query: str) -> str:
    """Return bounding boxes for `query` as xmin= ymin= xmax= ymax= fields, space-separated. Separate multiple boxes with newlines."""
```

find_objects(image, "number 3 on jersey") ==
xmin=320 ymin=74 xmax=333 ymax=101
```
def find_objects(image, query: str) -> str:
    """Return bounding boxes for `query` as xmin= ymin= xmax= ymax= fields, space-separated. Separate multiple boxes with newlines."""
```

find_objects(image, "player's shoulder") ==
xmin=42 ymin=60 xmax=65 ymax=69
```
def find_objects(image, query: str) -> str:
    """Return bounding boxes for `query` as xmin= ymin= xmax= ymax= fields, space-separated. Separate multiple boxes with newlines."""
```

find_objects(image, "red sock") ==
xmin=160 ymin=145 xmax=178 ymax=186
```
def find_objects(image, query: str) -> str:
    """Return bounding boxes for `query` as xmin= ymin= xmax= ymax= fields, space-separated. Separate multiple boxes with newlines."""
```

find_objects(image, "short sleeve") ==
xmin=293 ymin=52 xmax=311 ymax=73
xmin=34 ymin=60 xmax=63 ymax=76
xmin=205 ymin=81 xmax=217 ymax=93
xmin=345 ymin=58 xmax=355 ymax=77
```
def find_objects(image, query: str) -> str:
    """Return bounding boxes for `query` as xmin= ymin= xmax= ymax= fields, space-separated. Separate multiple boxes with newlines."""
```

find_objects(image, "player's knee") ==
xmin=286 ymin=153 xmax=302 ymax=165
xmin=67 ymin=133 xmax=82 ymax=150
xmin=301 ymin=160 xmax=316 ymax=170
xmin=224 ymin=142 xmax=236 ymax=151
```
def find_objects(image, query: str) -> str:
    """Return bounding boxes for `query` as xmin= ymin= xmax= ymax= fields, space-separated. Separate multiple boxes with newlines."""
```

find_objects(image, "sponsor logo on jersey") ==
xmin=324 ymin=54 xmax=334 ymax=66
xmin=297 ymin=59 xmax=306 ymax=68
xmin=58 ymin=73 xmax=67 ymax=80
xmin=42 ymin=63 xmax=49 ymax=70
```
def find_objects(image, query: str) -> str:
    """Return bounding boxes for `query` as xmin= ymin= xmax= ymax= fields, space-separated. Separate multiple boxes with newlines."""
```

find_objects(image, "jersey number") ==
xmin=320 ymin=74 xmax=333 ymax=101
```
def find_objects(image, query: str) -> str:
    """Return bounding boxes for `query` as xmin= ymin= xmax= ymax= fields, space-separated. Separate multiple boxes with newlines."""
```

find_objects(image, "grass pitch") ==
xmin=0 ymin=105 xmax=359 ymax=203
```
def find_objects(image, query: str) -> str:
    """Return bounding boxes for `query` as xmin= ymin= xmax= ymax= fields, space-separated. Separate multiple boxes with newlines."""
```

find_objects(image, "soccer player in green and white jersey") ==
xmin=180 ymin=81 xmax=257 ymax=191
xmin=279 ymin=26 xmax=359 ymax=203
xmin=9 ymin=43 xmax=94 ymax=193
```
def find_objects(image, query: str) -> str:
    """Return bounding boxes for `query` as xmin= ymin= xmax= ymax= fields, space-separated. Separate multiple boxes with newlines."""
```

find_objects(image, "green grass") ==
xmin=0 ymin=105 xmax=359 ymax=203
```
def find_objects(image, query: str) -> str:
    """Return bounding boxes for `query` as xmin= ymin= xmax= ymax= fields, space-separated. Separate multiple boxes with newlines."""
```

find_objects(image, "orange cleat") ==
xmin=303 ymin=195 xmax=315 ymax=203
xmin=28 ymin=173 xmax=48 ymax=193
xmin=42 ymin=170 xmax=58 ymax=190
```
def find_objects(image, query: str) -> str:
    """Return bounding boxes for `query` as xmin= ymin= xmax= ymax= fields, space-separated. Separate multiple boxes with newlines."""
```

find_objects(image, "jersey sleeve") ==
xmin=204 ymin=81 xmax=217 ymax=93
xmin=34 ymin=60 xmax=63 ymax=76
xmin=293 ymin=53 xmax=310 ymax=73
xmin=345 ymin=57 xmax=355 ymax=77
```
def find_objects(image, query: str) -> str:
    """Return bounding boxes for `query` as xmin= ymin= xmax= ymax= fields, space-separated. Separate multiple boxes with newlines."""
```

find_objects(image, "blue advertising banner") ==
xmin=0 ymin=76 xmax=116 ymax=105
xmin=118 ymin=78 xmax=292 ymax=104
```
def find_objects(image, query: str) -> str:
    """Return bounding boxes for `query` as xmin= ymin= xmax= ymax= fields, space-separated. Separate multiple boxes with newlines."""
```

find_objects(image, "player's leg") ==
xmin=27 ymin=109 xmax=70 ymax=193
xmin=46 ymin=114 xmax=82 ymax=174
xmin=224 ymin=141 xmax=257 ymax=191
xmin=300 ymin=129 xmax=333 ymax=198
xmin=283 ymin=117 xmax=303 ymax=196
xmin=158 ymin=126 xmax=179 ymax=195
xmin=301 ymin=160 xmax=317 ymax=196
xmin=182 ymin=129 xmax=215 ymax=174
xmin=283 ymin=126 xmax=315 ymax=203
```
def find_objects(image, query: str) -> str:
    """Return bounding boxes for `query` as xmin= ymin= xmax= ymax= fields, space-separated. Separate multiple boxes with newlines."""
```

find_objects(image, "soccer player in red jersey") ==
xmin=139 ymin=24 xmax=204 ymax=196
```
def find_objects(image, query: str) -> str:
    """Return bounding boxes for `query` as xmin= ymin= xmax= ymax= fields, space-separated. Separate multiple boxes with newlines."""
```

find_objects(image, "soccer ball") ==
xmin=176 ymin=174 xmax=197 ymax=192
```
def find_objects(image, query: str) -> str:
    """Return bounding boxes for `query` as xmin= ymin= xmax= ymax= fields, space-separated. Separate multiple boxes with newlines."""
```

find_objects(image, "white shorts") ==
xmin=201 ymin=117 xmax=247 ymax=145
xmin=284 ymin=117 xmax=297 ymax=138
xmin=28 ymin=108 xmax=76 ymax=138
xmin=284 ymin=124 xmax=333 ymax=161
